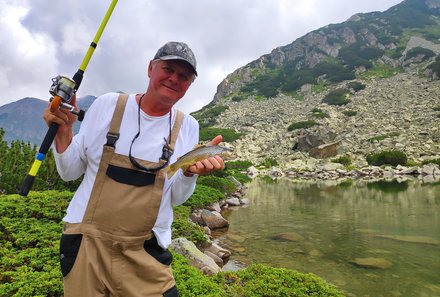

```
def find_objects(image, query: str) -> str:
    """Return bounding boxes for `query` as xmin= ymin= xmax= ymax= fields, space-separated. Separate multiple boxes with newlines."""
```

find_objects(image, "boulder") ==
xmin=200 ymin=209 xmax=229 ymax=229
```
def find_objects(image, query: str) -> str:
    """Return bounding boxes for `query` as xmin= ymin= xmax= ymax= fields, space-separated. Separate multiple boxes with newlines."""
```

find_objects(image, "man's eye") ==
xmin=163 ymin=66 xmax=173 ymax=73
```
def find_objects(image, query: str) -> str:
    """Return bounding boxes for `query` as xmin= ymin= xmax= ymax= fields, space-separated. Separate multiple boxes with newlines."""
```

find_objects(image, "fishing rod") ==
xmin=19 ymin=0 xmax=118 ymax=196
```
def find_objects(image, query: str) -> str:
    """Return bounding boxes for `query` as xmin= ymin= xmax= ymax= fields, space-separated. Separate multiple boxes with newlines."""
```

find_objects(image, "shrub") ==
xmin=322 ymin=89 xmax=350 ymax=106
xmin=366 ymin=150 xmax=408 ymax=166
xmin=199 ymin=127 xmax=242 ymax=142
xmin=406 ymin=47 xmax=436 ymax=60
xmin=287 ymin=120 xmax=318 ymax=131
xmin=258 ymin=158 xmax=279 ymax=168
xmin=421 ymin=158 xmax=440 ymax=166
xmin=310 ymin=108 xmax=330 ymax=118
xmin=172 ymin=206 xmax=207 ymax=243
xmin=197 ymin=176 xmax=236 ymax=195
xmin=183 ymin=184 xmax=226 ymax=208
xmin=212 ymin=264 xmax=345 ymax=297
xmin=332 ymin=155 xmax=352 ymax=166
xmin=347 ymin=81 xmax=366 ymax=92
xmin=342 ymin=110 xmax=357 ymax=117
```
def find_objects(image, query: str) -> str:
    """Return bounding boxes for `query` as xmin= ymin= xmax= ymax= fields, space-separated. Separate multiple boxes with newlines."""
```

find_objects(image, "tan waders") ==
xmin=60 ymin=94 xmax=183 ymax=297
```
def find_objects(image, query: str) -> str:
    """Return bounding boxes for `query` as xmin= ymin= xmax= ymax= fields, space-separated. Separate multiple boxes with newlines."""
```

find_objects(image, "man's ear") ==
xmin=148 ymin=60 xmax=154 ymax=78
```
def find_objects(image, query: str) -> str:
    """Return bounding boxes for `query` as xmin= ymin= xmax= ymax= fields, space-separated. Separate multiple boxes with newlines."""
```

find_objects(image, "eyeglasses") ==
xmin=128 ymin=94 xmax=173 ymax=172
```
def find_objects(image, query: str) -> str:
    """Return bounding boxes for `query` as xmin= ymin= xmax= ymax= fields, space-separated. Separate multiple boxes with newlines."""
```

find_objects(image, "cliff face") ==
xmin=192 ymin=0 xmax=440 ymax=167
xmin=212 ymin=0 xmax=440 ymax=102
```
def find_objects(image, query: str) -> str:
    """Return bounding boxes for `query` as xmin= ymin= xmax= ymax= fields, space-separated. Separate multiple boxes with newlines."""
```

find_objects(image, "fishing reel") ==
xmin=49 ymin=75 xmax=85 ymax=121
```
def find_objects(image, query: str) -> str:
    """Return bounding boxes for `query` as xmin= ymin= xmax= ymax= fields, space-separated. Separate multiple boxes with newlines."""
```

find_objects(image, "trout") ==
xmin=165 ymin=145 xmax=232 ymax=178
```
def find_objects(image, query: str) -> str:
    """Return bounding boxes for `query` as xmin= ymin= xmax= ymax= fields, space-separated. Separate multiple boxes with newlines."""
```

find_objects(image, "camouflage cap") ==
xmin=154 ymin=41 xmax=197 ymax=76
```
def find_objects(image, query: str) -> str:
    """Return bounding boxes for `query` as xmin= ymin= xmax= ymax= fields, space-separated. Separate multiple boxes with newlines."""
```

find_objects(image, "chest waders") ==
xmin=60 ymin=94 xmax=182 ymax=297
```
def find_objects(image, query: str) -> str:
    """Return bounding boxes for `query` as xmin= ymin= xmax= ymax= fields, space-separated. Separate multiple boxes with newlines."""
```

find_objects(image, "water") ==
xmin=214 ymin=177 xmax=440 ymax=297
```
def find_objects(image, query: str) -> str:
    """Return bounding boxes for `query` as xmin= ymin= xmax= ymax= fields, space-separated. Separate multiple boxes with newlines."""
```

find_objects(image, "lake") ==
xmin=214 ymin=177 xmax=440 ymax=297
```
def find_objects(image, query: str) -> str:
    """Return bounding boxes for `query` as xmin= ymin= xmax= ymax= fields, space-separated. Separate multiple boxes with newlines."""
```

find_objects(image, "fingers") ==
xmin=187 ymin=156 xmax=225 ymax=176
xmin=206 ymin=135 xmax=222 ymax=146
xmin=43 ymin=102 xmax=77 ymax=128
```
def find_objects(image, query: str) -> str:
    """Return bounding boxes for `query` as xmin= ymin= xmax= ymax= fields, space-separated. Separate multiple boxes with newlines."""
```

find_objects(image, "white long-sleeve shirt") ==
xmin=54 ymin=92 xmax=199 ymax=248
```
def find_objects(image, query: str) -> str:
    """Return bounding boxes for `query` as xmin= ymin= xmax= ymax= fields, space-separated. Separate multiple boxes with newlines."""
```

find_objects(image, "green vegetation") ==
xmin=219 ymin=160 xmax=253 ymax=184
xmin=406 ymin=47 xmax=436 ymax=60
xmin=322 ymin=89 xmax=351 ymax=106
xmin=310 ymin=108 xmax=330 ymax=119
xmin=0 ymin=128 xmax=81 ymax=194
xmin=332 ymin=155 xmax=352 ymax=166
xmin=422 ymin=158 xmax=440 ymax=166
xmin=199 ymin=127 xmax=242 ymax=142
xmin=366 ymin=150 xmax=408 ymax=166
xmin=287 ymin=120 xmax=318 ymax=131
xmin=192 ymin=105 xmax=228 ymax=128
xmin=197 ymin=176 xmax=237 ymax=195
xmin=212 ymin=264 xmax=344 ymax=297
xmin=427 ymin=55 xmax=440 ymax=78
xmin=367 ymin=132 xmax=400 ymax=143
xmin=0 ymin=164 xmax=344 ymax=296
xmin=347 ymin=81 xmax=366 ymax=92
xmin=342 ymin=110 xmax=357 ymax=117
xmin=357 ymin=64 xmax=403 ymax=80
xmin=338 ymin=42 xmax=384 ymax=70
xmin=258 ymin=158 xmax=279 ymax=168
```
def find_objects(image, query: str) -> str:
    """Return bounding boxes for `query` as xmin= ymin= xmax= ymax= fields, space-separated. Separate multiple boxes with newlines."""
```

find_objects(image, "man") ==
xmin=43 ymin=41 xmax=225 ymax=297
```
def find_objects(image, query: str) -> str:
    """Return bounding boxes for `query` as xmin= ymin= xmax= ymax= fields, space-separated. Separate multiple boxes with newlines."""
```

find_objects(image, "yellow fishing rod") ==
xmin=19 ymin=0 xmax=118 ymax=196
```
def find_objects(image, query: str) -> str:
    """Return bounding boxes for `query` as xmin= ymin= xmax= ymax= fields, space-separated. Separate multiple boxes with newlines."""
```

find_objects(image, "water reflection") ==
xmin=215 ymin=178 xmax=440 ymax=297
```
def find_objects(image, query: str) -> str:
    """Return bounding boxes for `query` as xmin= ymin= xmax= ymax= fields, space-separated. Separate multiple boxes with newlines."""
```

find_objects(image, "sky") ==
xmin=0 ymin=0 xmax=403 ymax=114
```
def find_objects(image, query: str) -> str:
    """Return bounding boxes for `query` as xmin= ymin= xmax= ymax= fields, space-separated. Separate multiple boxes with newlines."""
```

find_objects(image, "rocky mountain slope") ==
xmin=193 ymin=0 xmax=440 ymax=168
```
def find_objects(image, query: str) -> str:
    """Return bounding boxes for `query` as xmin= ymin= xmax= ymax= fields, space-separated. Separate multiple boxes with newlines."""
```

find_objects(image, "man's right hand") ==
xmin=43 ymin=95 xmax=78 ymax=153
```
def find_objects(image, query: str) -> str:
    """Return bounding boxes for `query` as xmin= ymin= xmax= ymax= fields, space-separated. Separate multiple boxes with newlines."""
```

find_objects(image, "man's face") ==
xmin=148 ymin=60 xmax=195 ymax=107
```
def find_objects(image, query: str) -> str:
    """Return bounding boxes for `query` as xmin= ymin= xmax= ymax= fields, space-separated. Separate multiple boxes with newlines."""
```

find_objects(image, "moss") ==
xmin=366 ymin=150 xmax=408 ymax=166
xmin=288 ymin=120 xmax=318 ymax=131
xmin=322 ymin=89 xmax=351 ymax=106
xmin=199 ymin=127 xmax=243 ymax=142
xmin=212 ymin=264 xmax=345 ymax=297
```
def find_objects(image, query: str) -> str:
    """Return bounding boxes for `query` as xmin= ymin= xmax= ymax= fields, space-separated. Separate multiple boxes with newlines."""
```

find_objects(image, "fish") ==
xmin=165 ymin=145 xmax=232 ymax=178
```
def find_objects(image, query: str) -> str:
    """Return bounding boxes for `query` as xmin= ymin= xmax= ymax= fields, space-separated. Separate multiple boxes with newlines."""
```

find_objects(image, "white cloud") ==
xmin=0 ymin=0 xmax=58 ymax=102
xmin=0 ymin=0 xmax=403 ymax=112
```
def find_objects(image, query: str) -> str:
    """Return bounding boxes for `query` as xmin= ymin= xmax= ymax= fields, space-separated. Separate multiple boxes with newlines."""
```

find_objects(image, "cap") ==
xmin=154 ymin=41 xmax=197 ymax=76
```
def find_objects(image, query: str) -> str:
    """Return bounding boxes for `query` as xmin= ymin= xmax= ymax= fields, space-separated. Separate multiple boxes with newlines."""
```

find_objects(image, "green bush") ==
xmin=197 ymin=176 xmax=236 ymax=195
xmin=172 ymin=206 xmax=207 ymax=243
xmin=322 ymin=89 xmax=350 ymax=106
xmin=366 ymin=150 xmax=408 ymax=166
xmin=406 ymin=47 xmax=436 ymax=60
xmin=332 ymin=155 xmax=352 ymax=166
xmin=310 ymin=108 xmax=329 ymax=118
xmin=287 ymin=120 xmax=318 ymax=131
xmin=367 ymin=132 xmax=400 ymax=143
xmin=342 ymin=110 xmax=357 ymax=117
xmin=347 ymin=81 xmax=366 ymax=92
xmin=421 ymin=158 xmax=440 ymax=166
xmin=199 ymin=127 xmax=242 ymax=142
xmin=212 ymin=264 xmax=344 ymax=297
xmin=258 ymin=158 xmax=279 ymax=168
xmin=183 ymin=184 xmax=226 ymax=208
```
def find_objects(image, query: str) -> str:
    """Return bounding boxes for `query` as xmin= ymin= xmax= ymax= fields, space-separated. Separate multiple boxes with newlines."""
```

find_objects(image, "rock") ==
xmin=309 ymin=142 xmax=339 ymax=159
xmin=204 ymin=250 xmax=224 ymax=267
xmin=170 ymin=238 xmax=221 ymax=275
xmin=226 ymin=197 xmax=241 ymax=206
xmin=271 ymin=232 xmax=305 ymax=242
xmin=200 ymin=209 xmax=229 ymax=229
xmin=349 ymin=257 xmax=393 ymax=269
xmin=247 ymin=166 xmax=259 ymax=177
xmin=205 ymin=242 xmax=232 ymax=259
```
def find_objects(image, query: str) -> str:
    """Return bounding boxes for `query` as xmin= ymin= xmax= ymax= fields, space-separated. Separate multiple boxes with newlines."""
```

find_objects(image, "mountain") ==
xmin=192 ymin=0 xmax=440 ymax=167
xmin=0 ymin=95 xmax=96 ymax=145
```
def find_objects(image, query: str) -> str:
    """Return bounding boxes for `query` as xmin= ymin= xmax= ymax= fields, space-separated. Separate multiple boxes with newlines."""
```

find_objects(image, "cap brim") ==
xmin=159 ymin=55 xmax=197 ymax=76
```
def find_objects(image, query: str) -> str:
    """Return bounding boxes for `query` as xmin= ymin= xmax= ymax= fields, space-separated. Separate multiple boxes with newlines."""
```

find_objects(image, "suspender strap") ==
xmin=105 ymin=93 xmax=129 ymax=147
xmin=169 ymin=110 xmax=184 ymax=151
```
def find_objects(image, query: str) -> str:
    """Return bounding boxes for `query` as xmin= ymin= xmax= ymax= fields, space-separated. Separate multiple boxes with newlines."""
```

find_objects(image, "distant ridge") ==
xmin=0 ymin=95 xmax=96 ymax=145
